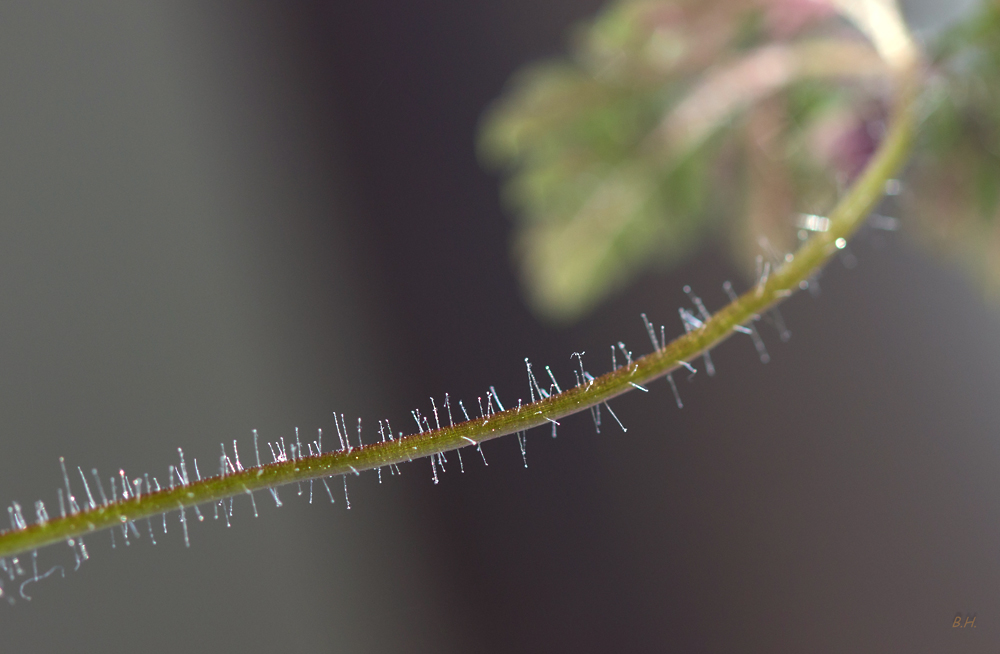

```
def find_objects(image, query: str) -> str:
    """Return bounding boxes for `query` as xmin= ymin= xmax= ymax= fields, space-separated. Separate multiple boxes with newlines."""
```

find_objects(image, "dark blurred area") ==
xmin=0 ymin=1 xmax=997 ymax=653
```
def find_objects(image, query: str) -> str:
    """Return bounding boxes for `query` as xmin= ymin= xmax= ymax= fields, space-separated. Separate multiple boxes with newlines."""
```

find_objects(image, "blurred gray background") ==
xmin=0 ymin=1 xmax=995 ymax=652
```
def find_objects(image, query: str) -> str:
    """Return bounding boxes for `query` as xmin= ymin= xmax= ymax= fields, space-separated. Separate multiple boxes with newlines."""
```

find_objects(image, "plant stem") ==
xmin=0 ymin=70 xmax=922 ymax=561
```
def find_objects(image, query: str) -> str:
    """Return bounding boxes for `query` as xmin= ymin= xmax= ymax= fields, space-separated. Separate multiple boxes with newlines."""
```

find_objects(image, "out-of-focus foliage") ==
xmin=904 ymin=0 xmax=1000 ymax=299
xmin=480 ymin=0 xmax=999 ymax=322
xmin=480 ymin=0 xmax=880 ymax=321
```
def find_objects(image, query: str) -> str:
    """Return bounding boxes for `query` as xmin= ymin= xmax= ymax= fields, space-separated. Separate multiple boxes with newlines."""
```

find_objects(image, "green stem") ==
xmin=0 ymin=73 xmax=922 ymax=561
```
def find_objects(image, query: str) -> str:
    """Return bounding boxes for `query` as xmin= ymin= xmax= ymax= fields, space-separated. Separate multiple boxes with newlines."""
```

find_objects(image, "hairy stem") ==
xmin=0 ymin=70 xmax=922 ymax=562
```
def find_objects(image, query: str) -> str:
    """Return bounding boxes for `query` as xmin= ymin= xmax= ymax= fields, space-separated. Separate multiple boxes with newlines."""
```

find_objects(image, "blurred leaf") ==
xmin=480 ymin=0 xmax=908 ymax=322
xmin=901 ymin=0 xmax=1000 ymax=299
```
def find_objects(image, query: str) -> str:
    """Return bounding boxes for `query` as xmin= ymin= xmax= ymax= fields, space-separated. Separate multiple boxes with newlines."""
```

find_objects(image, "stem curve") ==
xmin=0 ymin=68 xmax=922 ymax=563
